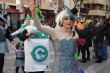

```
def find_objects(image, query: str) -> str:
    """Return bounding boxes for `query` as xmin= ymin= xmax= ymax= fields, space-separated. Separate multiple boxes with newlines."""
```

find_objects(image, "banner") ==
xmin=24 ymin=38 xmax=54 ymax=72
xmin=36 ymin=6 xmax=45 ymax=21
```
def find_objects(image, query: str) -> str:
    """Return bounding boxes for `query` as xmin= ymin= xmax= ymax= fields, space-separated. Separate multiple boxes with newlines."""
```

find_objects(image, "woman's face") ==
xmin=62 ymin=16 xmax=74 ymax=29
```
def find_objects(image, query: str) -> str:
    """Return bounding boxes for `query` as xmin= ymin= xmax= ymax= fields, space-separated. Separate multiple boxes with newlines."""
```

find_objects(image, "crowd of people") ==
xmin=0 ymin=0 xmax=110 ymax=73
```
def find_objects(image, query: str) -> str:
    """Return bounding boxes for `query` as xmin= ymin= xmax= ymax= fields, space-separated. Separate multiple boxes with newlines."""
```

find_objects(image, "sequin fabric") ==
xmin=52 ymin=38 xmax=79 ymax=73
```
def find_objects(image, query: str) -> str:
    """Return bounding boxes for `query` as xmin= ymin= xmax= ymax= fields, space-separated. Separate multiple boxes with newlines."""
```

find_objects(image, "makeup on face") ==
xmin=63 ymin=16 xmax=73 ymax=21
xmin=62 ymin=16 xmax=74 ymax=29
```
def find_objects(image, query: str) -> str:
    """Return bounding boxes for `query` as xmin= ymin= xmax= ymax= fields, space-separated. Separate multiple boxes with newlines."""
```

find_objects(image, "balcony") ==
xmin=88 ymin=10 xmax=106 ymax=16
xmin=83 ymin=0 xmax=106 ymax=5
xmin=106 ymin=11 xmax=110 ymax=18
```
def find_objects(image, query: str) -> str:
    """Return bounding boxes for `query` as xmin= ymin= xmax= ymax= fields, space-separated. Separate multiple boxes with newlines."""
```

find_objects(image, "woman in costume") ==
xmin=28 ymin=0 xmax=80 ymax=73
xmin=0 ymin=15 xmax=13 ymax=73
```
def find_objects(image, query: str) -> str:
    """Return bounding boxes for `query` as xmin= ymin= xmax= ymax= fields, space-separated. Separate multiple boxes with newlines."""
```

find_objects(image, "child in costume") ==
xmin=15 ymin=41 xmax=25 ymax=73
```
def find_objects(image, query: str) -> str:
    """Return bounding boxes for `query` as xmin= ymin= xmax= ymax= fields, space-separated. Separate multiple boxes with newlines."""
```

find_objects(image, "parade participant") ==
xmin=19 ymin=16 xmax=46 ymax=73
xmin=0 ymin=15 xmax=13 ymax=73
xmin=11 ymin=18 xmax=33 ymax=73
xmin=10 ymin=15 xmax=32 ymax=37
xmin=28 ymin=0 xmax=80 ymax=73
xmin=19 ymin=21 xmax=46 ymax=73
xmin=15 ymin=42 xmax=25 ymax=73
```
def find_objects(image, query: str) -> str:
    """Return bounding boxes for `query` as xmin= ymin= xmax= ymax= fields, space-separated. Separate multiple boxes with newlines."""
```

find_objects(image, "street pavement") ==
xmin=79 ymin=47 xmax=110 ymax=73
xmin=3 ymin=39 xmax=110 ymax=73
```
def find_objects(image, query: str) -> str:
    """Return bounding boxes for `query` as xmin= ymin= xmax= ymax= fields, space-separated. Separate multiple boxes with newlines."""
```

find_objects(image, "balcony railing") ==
xmin=88 ymin=9 xmax=106 ymax=16
xmin=83 ymin=0 xmax=106 ymax=5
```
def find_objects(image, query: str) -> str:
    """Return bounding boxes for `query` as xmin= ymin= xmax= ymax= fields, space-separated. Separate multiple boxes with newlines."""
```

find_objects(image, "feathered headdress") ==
xmin=55 ymin=4 xmax=77 ymax=29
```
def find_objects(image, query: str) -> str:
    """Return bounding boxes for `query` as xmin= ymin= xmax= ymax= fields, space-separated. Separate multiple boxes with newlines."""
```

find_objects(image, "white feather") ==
xmin=64 ymin=0 xmax=75 ymax=10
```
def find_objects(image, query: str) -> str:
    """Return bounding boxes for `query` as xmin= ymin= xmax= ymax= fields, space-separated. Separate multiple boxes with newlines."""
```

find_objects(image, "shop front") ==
xmin=7 ymin=5 xmax=26 ymax=31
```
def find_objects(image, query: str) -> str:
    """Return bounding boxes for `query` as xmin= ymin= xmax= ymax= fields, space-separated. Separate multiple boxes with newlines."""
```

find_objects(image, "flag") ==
xmin=24 ymin=39 xmax=49 ymax=72
xmin=25 ymin=15 xmax=31 ymax=20
xmin=36 ymin=6 xmax=45 ymax=21
xmin=24 ymin=31 xmax=54 ymax=72
xmin=24 ymin=26 xmax=54 ymax=72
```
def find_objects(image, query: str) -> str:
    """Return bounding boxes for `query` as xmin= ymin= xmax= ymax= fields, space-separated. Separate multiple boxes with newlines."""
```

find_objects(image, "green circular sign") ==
xmin=31 ymin=45 xmax=48 ymax=62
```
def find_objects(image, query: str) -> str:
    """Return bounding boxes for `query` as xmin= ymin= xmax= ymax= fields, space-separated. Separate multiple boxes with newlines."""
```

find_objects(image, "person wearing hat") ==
xmin=11 ymin=14 xmax=32 ymax=37
xmin=28 ymin=0 xmax=80 ymax=73
xmin=0 ymin=14 xmax=13 ymax=73
xmin=11 ymin=15 xmax=34 ymax=73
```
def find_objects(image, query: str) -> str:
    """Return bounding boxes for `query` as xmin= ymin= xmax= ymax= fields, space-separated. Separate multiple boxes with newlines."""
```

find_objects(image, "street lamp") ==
xmin=2 ymin=3 xmax=10 ymax=15
xmin=3 ymin=2 xmax=5 ymax=15
xmin=1 ymin=0 xmax=5 ymax=15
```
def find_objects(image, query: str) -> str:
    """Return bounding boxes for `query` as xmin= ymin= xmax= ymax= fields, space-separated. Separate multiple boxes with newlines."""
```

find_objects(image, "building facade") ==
xmin=81 ymin=0 xmax=110 ymax=18
xmin=0 ymin=0 xmax=27 ymax=31
xmin=36 ymin=0 xmax=58 ymax=24
xmin=0 ymin=0 xmax=59 ymax=29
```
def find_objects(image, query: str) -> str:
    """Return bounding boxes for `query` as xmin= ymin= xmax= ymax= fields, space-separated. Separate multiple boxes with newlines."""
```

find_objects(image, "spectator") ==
xmin=0 ymin=14 xmax=13 ymax=73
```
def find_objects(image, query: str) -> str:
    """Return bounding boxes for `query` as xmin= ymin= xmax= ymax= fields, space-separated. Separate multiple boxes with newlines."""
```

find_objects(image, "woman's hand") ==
xmin=28 ymin=0 xmax=36 ymax=16
xmin=26 ymin=32 xmax=34 ymax=37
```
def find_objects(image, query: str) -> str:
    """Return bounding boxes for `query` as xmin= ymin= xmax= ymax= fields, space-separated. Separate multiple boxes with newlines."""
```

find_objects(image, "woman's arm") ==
xmin=11 ymin=29 xmax=21 ymax=37
xmin=28 ymin=0 xmax=55 ymax=36
xmin=32 ymin=13 xmax=55 ymax=36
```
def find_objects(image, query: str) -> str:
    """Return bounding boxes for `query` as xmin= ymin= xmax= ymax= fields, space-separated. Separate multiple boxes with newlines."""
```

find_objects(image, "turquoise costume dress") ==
xmin=52 ymin=38 xmax=79 ymax=73
xmin=0 ymin=27 xmax=9 ymax=54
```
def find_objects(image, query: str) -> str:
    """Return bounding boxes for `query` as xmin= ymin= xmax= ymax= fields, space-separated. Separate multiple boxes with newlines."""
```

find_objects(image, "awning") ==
xmin=8 ymin=6 xmax=25 ymax=14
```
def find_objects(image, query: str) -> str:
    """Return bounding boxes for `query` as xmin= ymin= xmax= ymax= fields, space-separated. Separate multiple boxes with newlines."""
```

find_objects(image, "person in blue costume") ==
xmin=0 ymin=15 xmax=13 ymax=73
xmin=28 ymin=0 xmax=80 ymax=73
xmin=15 ymin=41 xmax=25 ymax=73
